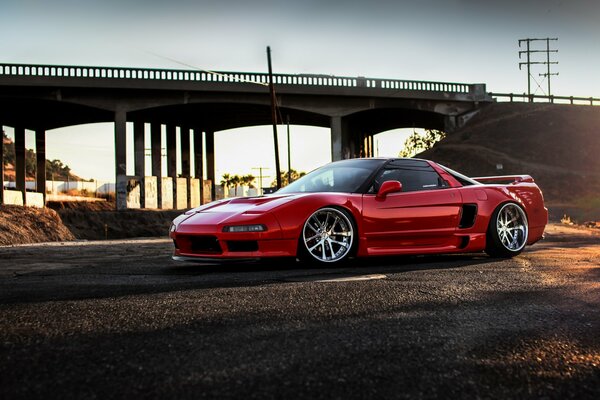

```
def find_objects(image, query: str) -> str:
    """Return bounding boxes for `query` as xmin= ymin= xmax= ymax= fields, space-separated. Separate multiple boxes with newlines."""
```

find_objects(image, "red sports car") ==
xmin=170 ymin=158 xmax=547 ymax=264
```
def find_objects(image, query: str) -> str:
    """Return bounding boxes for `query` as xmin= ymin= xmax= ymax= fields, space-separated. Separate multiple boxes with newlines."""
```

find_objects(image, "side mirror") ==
xmin=376 ymin=180 xmax=402 ymax=199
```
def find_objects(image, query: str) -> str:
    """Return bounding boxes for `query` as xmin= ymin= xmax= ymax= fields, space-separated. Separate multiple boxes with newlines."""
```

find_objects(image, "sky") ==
xmin=1 ymin=0 xmax=599 ymax=182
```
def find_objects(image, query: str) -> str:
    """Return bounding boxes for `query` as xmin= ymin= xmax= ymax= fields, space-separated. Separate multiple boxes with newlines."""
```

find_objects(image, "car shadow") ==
xmin=1 ymin=251 xmax=500 ymax=305
xmin=166 ymin=252 xmax=495 ymax=276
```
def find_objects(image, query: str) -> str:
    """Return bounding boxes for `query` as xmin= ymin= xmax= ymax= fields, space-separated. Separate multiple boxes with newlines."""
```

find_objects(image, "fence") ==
xmin=0 ymin=63 xmax=479 ymax=94
xmin=3 ymin=180 xmax=115 ymax=195
xmin=491 ymin=93 xmax=600 ymax=106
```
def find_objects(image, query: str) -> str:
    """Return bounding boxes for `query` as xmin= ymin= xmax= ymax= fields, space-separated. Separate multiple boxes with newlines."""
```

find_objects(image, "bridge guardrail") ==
xmin=0 ymin=63 xmax=479 ymax=95
xmin=491 ymin=93 xmax=600 ymax=106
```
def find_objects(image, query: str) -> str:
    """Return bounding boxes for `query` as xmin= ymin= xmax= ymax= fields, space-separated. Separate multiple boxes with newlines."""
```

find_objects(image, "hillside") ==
xmin=2 ymin=133 xmax=81 ymax=181
xmin=419 ymin=103 xmax=600 ymax=220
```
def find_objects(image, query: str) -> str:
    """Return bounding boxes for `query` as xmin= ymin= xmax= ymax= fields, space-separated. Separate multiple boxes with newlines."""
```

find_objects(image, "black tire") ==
xmin=485 ymin=202 xmax=529 ymax=258
xmin=297 ymin=207 xmax=357 ymax=265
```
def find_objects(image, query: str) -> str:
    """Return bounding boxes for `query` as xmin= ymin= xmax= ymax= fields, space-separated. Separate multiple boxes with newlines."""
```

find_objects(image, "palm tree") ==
xmin=220 ymin=173 xmax=232 ymax=189
xmin=220 ymin=173 xmax=234 ymax=197
xmin=231 ymin=175 xmax=241 ymax=196
xmin=240 ymin=174 xmax=256 ymax=188
xmin=271 ymin=169 xmax=306 ymax=187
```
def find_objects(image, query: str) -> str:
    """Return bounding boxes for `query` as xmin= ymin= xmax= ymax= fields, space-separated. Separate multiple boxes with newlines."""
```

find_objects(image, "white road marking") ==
xmin=286 ymin=273 xmax=387 ymax=283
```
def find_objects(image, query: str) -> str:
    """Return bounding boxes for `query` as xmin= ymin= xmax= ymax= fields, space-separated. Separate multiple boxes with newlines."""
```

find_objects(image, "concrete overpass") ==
xmin=0 ymin=63 xmax=492 ymax=209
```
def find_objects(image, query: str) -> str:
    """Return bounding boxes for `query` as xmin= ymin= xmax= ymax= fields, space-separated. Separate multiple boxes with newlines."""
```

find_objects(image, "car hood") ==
xmin=177 ymin=193 xmax=309 ymax=229
xmin=189 ymin=193 xmax=311 ymax=214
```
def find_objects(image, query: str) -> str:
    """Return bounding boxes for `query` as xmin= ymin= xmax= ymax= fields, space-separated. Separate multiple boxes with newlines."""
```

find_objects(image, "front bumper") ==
xmin=171 ymin=229 xmax=298 ymax=261
xmin=172 ymin=255 xmax=261 ymax=263
xmin=170 ymin=209 xmax=300 ymax=262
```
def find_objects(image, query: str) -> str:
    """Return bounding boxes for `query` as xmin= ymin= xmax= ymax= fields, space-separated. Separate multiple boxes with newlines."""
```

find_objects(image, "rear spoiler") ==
xmin=472 ymin=175 xmax=535 ymax=185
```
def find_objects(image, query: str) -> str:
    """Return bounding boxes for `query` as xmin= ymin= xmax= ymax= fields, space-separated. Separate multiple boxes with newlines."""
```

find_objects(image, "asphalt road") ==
xmin=1 ymin=224 xmax=599 ymax=399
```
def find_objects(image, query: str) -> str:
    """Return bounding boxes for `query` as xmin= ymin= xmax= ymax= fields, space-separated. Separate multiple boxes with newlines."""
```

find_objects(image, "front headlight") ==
xmin=170 ymin=223 xmax=177 ymax=233
xmin=222 ymin=224 xmax=267 ymax=233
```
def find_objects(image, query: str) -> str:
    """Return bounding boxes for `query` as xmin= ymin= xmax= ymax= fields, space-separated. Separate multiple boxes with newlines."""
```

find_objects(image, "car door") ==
xmin=361 ymin=160 xmax=463 ymax=253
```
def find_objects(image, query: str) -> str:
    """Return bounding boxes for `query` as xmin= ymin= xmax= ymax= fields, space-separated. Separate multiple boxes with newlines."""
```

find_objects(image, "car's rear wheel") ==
xmin=299 ymin=207 xmax=355 ymax=264
xmin=486 ymin=202 xmax=529 ymax=258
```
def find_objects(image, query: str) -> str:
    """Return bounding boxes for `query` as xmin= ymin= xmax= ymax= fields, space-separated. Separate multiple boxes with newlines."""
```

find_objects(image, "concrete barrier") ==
xmin=1 ymin=191 xmax=44 ymax=207
xmin=161 ymin=178 xmax=173 ymax=209
xmin=190 ymin=178 xmax=200 ymax=208
xmin=143 ymin=176 xmax=158 ymax=209
xmin=203 ymin=180 xmax=213 ymax=203
xmin=175 ymin=178 xmax=188 ymax=210
xmin=25 ymin=192 xmax=45 ymax=208
xmin=116 ymin=176 xmax=141 ymax=210
xmin=2 ymin=190 xmax=23 ymax=206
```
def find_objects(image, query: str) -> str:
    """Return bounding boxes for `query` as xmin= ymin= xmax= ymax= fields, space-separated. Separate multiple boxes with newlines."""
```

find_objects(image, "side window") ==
xmin=369 ymin=161 xmax=449 ymax=193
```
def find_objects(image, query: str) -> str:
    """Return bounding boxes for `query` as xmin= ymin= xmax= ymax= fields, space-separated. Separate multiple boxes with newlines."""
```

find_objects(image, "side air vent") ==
xmin=459 ymin=204 xmax=478 ymax=229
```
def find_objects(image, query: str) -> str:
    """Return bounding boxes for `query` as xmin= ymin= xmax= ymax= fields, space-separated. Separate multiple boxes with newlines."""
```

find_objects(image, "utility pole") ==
xmin=519 ymin=38 xmax=558 ymax=101
xmin=286 ymin=115 xmax=291 ymax=186
xmin=540 ymin=38 xmax=559 ymax=97
xmin=267 ymin=46 xmax=282 ymax=189
xmin=252 ymin=167 xmax=270 ymax=196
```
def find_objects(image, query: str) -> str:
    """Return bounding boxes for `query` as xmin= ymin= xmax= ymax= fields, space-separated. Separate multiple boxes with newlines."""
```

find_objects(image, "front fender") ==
xmin=269 ymin=193 xmax=363 ymax=241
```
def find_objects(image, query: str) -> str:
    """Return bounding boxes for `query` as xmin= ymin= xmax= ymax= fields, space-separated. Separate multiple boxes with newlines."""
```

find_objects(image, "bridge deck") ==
xmin=0 ymin=63 xmax=486 ymax=99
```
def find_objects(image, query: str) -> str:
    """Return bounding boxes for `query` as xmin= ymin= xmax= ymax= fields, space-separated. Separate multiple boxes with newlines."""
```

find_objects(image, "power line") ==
xmin=144 ymin=50 xmax=269 ymax=87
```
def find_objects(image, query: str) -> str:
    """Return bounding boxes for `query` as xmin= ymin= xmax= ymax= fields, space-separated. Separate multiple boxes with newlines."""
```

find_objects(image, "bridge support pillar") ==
xmin=193 ymin=129 xmax=204 ymax=205
xmin=330 ymin=117 xmax=355 ymax=161
xmin=133 ymin=121 xmax=145 ymax=208
xmin=151 ymin=122 xmax=162 ymax=208
xmin=361 ymin=133 xmax=374 ymax=157
xmin=114 ymin=110 xmax=127 ymax=210
xmin=205 ymin=131 xmax=215 ymax=201
xmin=180 ymin=126 xmax=191 ymax=208
xmin=133 ymin=121 xmax=145 ymax=177
xmin=166 ymin=125 xmax=177 ymax=177
xmin=15 ymin=127 xmax=26 ymax=206
xmin=166 ymin=124 xmax=178 ymax=209
xmin=0 ymin=122 xmax=4 ymax=205
xmin=35 ymin=129 xmax=46 ymax=205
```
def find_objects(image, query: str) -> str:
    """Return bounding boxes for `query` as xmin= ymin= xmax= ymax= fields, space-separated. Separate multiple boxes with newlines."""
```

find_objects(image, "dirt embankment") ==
xmin=0 ymin=205 xmax=75 ymax=245
xmin=0 ymin=202 xmax=183 ymax=246
xmin=47 ymin=201 xmax=182 ymax=241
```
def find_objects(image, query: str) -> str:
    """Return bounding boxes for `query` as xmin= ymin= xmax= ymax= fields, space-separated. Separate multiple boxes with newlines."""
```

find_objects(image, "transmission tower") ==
xmin=518 ymin=38 xmax=558 ymax=101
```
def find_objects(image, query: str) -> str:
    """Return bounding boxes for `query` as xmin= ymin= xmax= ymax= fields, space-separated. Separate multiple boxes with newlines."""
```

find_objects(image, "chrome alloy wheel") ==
xmin=302 ymin=208 xmax=354 ymax=263
xmin=496 ymin=203 xmax=528 ymax=252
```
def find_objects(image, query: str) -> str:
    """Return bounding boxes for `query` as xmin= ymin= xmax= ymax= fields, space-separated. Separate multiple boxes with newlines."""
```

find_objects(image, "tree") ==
xmin=220 ymin=173 xmax=233 ymax=190
xmin=271 ymin=169 xmax=306 ymax=187
xmin=3 ymin=130 xmax=79 ymax=181
xmin=399 ymin=129 xmax=446 ymax=158
xmin=2 ymin=131 xmax=15 ymax=168
xmin=240 ymin=174 xmax=256 ymax=188
xmin=230 ymin=175 xmax=241 ymax=195
xmin=220 ymin=173 xmax=257 ymax=196
xmin=46 ymin=159 xmax=76 ymax=180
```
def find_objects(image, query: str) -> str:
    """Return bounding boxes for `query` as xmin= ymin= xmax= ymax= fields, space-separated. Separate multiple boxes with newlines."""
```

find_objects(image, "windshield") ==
xmin=277 ymin=159 xmax=386 ymax=194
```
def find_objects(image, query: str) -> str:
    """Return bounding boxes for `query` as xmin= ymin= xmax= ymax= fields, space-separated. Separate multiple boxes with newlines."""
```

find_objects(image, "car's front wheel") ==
xmin=299 ymin=207 xmax=355 ymax=264
xmin=486 ymin=202 xmax=529 ymax=258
